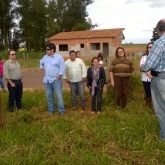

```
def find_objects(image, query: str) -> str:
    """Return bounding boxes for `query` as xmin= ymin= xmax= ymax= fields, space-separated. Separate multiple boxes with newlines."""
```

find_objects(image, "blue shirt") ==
xmin=142 ymin=33 xmax=165 ymax=72
xmin=40 ymin=53 xmax=65 ymax=83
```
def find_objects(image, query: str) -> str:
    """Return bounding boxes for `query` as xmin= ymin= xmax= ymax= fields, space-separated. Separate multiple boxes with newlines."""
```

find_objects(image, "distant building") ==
xmin=48 ymin=28 xmax=124 ymax=59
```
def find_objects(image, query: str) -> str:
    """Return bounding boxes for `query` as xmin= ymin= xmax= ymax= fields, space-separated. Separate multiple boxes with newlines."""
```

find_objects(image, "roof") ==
xmin=48 ymin=28 xmax=124 ymax=41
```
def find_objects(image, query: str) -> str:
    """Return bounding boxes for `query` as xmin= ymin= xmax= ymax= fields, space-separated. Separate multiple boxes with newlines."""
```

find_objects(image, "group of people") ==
xmin=39 ymin=44 xmax=108 ymax=115
xmin=1 ymin=19 xmax=165 ymax=141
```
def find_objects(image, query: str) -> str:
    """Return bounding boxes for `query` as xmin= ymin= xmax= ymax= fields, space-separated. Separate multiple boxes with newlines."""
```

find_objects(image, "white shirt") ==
xmin=63 ymin=58 xmax=87 ymax=82
xmin=140 ymin=55 xmax=151 ymax=82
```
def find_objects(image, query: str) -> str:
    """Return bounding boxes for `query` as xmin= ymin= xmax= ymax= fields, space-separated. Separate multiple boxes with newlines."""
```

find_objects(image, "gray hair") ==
xmin=156 ymin=19 xmax=165 ymax=32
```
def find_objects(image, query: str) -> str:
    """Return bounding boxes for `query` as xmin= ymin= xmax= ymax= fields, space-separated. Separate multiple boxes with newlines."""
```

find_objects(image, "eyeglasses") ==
xmin=46 ymin=49 xmax=50 ymax=51
xmin=10 ymin=54 xmax=17 ymax=56
xmin=148 ymin=47 xmax=152 ymax=49
xmin=118 ymin=51 xmax=124 ymax=54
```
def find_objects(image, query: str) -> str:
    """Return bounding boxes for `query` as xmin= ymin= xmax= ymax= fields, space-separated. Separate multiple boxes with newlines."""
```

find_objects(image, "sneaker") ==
xmin=97 ymin=111 xmax=101 ymax=114
xmin=91 ymin=111 xmax=95 ymax=114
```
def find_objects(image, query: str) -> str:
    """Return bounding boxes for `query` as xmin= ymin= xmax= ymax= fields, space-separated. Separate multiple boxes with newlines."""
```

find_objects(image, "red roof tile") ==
xmin=48 ymin=28 xmax=124 ymax=40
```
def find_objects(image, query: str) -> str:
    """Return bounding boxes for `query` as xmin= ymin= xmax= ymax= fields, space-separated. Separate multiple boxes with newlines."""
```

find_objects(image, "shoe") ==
xmin=97 ymin=111 xmax=101 ymax=114
xmin=91 ymin=111 xmax=95 ymax=114
xmin=82 ymin=107 xmax=86 ymax=111
xmin=72 ymin=107 xmax=76 ymax=111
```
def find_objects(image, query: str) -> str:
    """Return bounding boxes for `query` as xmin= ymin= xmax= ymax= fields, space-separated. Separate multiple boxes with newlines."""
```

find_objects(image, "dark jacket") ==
xmin=86 ymin=66 xmax=106 ymax=89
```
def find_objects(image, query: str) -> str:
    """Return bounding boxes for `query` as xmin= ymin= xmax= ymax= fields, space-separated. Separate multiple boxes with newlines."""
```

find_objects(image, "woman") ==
xmin=140 ymin=42 xmax=153 ymax=108
xmin=0 ymin=57 xmax=6 ymax=92
xmin=87 ymin=57 xmax=106 ymax=114
xmin=110 ymin=47 xmax=134 ymax=109
xmin=97 ymin=53 xmax=104 ymax=67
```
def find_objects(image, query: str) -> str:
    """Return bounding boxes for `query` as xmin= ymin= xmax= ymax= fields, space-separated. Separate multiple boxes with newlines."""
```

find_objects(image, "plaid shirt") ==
xmin=142 ymin=33 xmax=165 ymax=72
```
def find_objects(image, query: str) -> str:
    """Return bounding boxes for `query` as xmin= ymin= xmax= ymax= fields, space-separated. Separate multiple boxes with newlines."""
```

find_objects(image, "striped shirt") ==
xmin=142 ymin=33 xmax=165 ymax=72
xmin=109 ymin=58 xmax=134 ymax=77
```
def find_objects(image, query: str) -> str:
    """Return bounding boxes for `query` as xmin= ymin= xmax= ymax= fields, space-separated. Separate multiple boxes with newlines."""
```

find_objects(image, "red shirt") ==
xmin=0 ymin=61 xmax=4 ymax=76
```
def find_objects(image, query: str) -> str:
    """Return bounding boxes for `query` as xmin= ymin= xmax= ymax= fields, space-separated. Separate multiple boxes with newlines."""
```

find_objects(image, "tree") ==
xmin=0 ymin=0 xmax=16 ymax=50
xmin=151 ymin=28 xmax=159 ymax=42
xmin=56 ymin=0 xmax=96 ymax=31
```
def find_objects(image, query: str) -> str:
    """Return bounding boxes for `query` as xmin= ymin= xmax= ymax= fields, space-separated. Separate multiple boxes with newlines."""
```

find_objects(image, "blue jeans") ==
xmin=44 ymin=79 xmax=64 ymax=114
xmin=0 ymin=76 xmax=5 ymax=89
xmin=151 ymin=74 xmax=165 ymax=140
xmin=69 ymin=81 xmax=86 ymax=109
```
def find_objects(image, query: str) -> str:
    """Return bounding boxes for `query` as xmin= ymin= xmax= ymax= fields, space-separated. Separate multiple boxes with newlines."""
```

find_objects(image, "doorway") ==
xmin=103 ymin=43 xmax=109 ymax=59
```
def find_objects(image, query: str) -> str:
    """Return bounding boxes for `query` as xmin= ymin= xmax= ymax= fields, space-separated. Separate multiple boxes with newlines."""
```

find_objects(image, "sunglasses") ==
xmin=10 ymin=54 xmax=17 ymax=56
xmin=148 ymin=47 xmax=152 ymax=49
xmin=46 ymin=49 xmax=51 ymax=51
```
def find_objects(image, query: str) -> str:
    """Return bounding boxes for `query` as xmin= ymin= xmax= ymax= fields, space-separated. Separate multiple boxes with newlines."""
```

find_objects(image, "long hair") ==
xmin=115 ymin=47 xmax=126 ymax=58
xmin=97 ymin=53 xmax=103 ymax=60
xmin=143 ymin=42 xmax=153 ymax=56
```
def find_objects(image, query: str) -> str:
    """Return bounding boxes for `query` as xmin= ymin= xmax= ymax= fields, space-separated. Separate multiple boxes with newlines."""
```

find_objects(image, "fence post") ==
xmin=0 ymin=92 xmax=6 ymax=129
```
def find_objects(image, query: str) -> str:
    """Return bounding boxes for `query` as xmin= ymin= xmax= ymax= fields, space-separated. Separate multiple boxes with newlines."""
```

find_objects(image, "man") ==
xmin=3 ymin=50 xmax=23 ymax=112
xmin=40 ymin=43 xmax=65 ymax=115
xmin=142 ymin=19 xmax=165 ymax=141
xmin=64 ymin=50 xmax=87 ymax=111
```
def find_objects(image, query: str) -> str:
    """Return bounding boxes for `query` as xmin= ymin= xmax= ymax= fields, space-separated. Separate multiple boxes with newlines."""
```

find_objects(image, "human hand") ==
xmin=110 ymin=81 xmax=115 ymax=87
xmin=82 ymin=78 xmax=86 ymax=82
xmin=65 ymin=79 xmax=70 ymax=84
xmin=10 ymin=82 xmax=16 ymax=87
xmin=55 ymin=75 xmax=61 ymax=80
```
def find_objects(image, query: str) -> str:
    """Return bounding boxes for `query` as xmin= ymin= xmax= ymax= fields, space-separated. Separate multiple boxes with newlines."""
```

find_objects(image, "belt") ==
xmin=11 ymin=79 xmax=21 ymax=82
xmin=158 ymin=72 xmax=165 ymax=74
xmin=151 ymin=71 xmax=165 ymax=77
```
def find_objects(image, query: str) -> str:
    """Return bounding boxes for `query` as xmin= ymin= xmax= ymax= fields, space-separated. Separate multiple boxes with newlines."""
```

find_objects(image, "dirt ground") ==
xmin=3 ymin=69 xmax=70 ymax=90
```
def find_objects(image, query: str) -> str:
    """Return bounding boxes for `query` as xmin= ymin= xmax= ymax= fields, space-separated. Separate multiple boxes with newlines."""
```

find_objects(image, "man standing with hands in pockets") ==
xmin=3 ymin=50 xmax=23 ymax=112
xmin=40 ymin=43 xmax=65 ymax=115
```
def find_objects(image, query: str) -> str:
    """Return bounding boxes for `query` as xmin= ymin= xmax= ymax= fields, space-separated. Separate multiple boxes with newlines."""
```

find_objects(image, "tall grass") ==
xmin=1 ymin=74 xmax=165 ymax=165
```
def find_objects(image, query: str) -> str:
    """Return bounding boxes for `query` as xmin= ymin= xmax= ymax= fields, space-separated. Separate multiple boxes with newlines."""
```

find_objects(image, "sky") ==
xmin=87 ymin=0 xmax=165 ymax=43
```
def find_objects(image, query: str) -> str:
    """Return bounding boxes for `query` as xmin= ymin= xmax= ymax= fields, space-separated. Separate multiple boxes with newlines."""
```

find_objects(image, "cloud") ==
xmin=140 ymin=29 xmax=153 ymax=32
xmin=125 ymin=0 xmax=165 ymax=8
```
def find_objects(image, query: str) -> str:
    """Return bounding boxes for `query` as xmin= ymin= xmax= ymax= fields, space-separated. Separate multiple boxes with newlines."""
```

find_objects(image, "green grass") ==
xmin=122 ymin=44 xmax=146 ymax=48
xmin=0 ymin=75 xmax=165 ymax=165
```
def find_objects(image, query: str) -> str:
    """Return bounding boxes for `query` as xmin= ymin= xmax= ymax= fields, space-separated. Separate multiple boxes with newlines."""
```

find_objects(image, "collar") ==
xmin=9 ymin=59 xmax=16 ymax=63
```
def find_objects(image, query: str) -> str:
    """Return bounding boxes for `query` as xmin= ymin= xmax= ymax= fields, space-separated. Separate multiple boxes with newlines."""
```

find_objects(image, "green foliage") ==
xmin=151 ymin=28 xmax=159 ymax=42
xmin=0 ymin=0 xmax=95 ymax=52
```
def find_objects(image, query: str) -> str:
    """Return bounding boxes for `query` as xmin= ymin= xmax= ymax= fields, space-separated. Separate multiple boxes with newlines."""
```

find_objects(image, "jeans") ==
xmin=0 ymin=76 xmax=5 ymax=89
xmin=69 ymin=81 xmax=86 ymax=109
xmin=44 ymin=79 xmax=64 ymax=114
xmin=90 ymin=87 xmax=103 ymax=112
xmin=142 ymin=81 xmax=151 ymax=97
xmin=151 ymin=74 xmax=165 ymax=140
xmin=7 ymin=80 xmax=23 ymax=111
xmin=114 ymin=76 xmax=130 ymax=108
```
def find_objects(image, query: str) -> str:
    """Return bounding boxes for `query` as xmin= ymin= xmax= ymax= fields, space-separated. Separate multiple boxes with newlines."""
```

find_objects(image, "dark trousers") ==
xmin=142 ymin=81 xmax=151 ymax=97
xmin=91 ymin=87 xmax=103 ymax=112
xmin=69 ymin=81 xmax=86 ymax=109
xmin=7 ymin=80 xmax=23 ymax=111
xmin=114 ymin=76 xmax=130 ymax=108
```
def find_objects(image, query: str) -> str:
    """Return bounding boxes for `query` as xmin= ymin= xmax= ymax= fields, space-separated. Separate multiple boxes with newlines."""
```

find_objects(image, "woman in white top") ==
xmin=97 ymin=53 xmax=104 ymax=67
xmin=140 ymin=42 xmax=153 ymax=108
